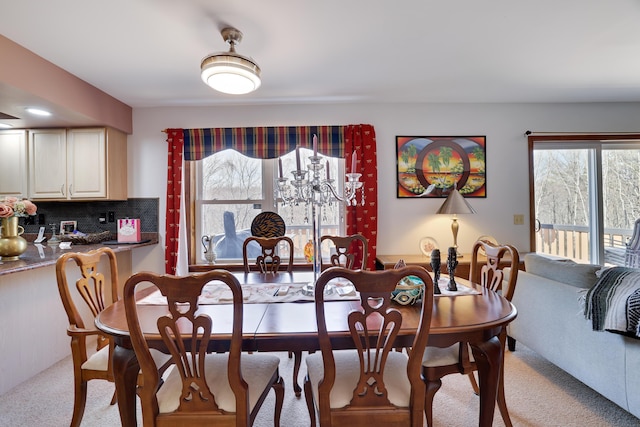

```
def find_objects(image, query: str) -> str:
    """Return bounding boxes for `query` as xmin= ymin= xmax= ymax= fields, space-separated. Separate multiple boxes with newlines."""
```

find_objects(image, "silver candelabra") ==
xmin=276 ymin=137 xmax=365 ymax=281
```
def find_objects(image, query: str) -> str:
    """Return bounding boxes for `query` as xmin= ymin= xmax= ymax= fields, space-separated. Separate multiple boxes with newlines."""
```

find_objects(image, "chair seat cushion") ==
xmin=422 ymin=343 xmax=474 ymax=367
xmin=156 ymin=352 xmax=279 ymax=414
xmin=81 ymin=346 xmax=171 ymax=372
xmin=81 ymin=345 xmax=111 ymax=371
xmin=149 ymin=348 xmax=172 ymax=370
xmin=306 ymin=349 xmax=410 ymax=409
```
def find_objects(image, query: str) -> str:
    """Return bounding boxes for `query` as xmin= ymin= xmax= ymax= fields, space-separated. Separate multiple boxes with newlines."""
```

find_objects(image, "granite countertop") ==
xmin=0 ymin=233 xmax=158 ymax=276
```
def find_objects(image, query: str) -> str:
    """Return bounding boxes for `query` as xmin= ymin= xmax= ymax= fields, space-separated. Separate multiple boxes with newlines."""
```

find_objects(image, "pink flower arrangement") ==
xmin=0 ymin=197 xmax=37 ymax=218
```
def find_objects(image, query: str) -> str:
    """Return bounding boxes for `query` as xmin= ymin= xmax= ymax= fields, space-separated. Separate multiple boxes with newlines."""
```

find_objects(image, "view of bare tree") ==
xmin=197 ymin=148 xmax=343 ymax=261
xmin=602 ymin=150 xmax=640 ymax=228
xmin=534 ymin=147 xmax=640 ymax=263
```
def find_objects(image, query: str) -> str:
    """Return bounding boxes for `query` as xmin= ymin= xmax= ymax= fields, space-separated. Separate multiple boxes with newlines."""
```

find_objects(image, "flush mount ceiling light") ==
xmin=200 ymin=27 xmax=261 ymax=95
xmin=25 ymin=107 xmax=51 ymax=116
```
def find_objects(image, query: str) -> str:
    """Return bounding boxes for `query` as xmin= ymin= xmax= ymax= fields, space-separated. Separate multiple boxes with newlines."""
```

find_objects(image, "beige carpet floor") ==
xmin=0 ymin=344 xmax=638 ymax=426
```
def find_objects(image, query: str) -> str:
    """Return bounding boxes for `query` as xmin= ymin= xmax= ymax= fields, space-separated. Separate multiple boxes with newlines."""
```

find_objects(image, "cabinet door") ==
xmin=67 ymin=128 xmax=106 ymax=198
xmin=0 ymin=130 xmax=27 ymax=198
xmin=29 ymin=129 xmax=67 ymax=199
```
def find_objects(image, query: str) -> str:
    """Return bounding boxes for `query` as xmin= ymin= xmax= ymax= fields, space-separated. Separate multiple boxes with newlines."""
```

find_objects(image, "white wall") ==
xmin=128 ymin=102 xmax=640 ymax=272
xmin=0 ymin=250 xmax=133 ymax=395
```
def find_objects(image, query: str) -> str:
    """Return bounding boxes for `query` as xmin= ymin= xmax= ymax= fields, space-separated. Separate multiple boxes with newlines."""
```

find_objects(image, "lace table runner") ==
xmin=137 ymin=276 xmax=479 ymax=306
xmin=137 ymin=281 xmax=360 ymax=305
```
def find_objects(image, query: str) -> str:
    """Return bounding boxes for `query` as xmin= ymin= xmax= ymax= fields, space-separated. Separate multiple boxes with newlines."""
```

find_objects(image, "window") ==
xmin=190 ymin=148 xmax=345 ymax=265
xmin=530 ymin=134 xmax=640 ymax=265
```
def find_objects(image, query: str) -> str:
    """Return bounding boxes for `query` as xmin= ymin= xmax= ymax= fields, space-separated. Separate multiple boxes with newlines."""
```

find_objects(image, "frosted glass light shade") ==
xmin=200 ymin=54 xmax=261 ymax=95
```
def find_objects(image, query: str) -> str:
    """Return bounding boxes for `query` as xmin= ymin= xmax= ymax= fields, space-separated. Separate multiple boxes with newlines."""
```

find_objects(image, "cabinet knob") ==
xmin=60 ymin=184 xmax=65 ymax=196
xmin=69 ymin=184 xmax=73 ymax=195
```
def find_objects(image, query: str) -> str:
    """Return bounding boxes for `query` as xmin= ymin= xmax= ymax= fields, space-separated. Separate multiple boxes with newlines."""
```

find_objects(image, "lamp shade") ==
xmin=436 ymin=186 xmax=476 ymax=215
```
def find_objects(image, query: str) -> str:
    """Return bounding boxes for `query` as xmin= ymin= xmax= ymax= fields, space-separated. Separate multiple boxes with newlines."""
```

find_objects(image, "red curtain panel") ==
xmin=344 ymin=124 xmax=378 ymax=271
xmin=164 ymin=129 xmax=184 ymax=274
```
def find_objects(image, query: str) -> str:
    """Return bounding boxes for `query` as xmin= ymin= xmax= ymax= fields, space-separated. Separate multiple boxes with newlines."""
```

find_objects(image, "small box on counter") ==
xmin=117 ymin=219 xmax=141 ymax=243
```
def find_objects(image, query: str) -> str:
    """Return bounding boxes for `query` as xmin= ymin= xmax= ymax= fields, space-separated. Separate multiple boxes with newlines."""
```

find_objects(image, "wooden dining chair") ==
xmin=422 ymin=240 xmax=520 ymax=427
xmin=123 ymin=269 xmax=285 ymax=427
xmin=304 ymin=266 xmax=434 ymax=427
xmin=320 ymin=234 xmax=369 ymax=270
xmin=243 ymin=234 xmax=304 ymax=396
xmin=55 ymin=247 xmax=119 ymax=427
xmin=56 ymin=247 xmax=172 ymax=427
xmin=292 ymin=233 xmax=369 ymax=398
xmin=242 ymin=235 xmax=294 ymax=273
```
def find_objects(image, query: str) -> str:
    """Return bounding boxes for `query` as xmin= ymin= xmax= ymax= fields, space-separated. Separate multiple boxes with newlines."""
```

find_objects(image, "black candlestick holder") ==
xmin=430 ymin=249 xmax=441 ymax=294
xmin=447 ymin=246 xmax=458 ymax=291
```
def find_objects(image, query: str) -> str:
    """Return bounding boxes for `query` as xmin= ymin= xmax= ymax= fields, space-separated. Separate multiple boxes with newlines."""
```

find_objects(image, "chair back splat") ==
xmin=243 ymin=236 xmax=294 ymax=273
xmin=469 ymin=239 xmax=520 ymax=300
xmin=124 ymin=269 xmax=284 ymax=426
xmin=320 ymin=234 xmax=369 ymax=270
xmin=304 ymin=266 xmax=434 ymax=427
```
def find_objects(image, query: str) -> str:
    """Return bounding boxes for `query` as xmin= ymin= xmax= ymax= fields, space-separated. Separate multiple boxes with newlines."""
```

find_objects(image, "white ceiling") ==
xmin=2 ymin=0 xmax=640 ymax=128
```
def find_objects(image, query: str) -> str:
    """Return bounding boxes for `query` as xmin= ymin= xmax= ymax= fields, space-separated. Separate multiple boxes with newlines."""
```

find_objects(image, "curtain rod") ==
xmin=525 ymin=130 xmax=640 ymax=136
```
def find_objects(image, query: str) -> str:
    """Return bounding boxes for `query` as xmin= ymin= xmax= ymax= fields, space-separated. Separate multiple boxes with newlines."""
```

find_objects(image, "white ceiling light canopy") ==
xmin=200 ymin=27 xmax=261 ymax=95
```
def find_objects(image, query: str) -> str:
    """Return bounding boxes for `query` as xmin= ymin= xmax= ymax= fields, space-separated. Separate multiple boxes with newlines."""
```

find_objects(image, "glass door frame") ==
xmin=527 ymin=132 xmax=640 ymax=264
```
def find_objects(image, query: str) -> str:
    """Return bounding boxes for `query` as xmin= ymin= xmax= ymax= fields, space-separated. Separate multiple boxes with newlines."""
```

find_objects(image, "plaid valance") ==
xmin=183 ymin=126 xmax=345 ymax=160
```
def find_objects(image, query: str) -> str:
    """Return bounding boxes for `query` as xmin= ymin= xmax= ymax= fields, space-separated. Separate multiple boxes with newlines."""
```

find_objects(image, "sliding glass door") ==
xmin=531 ymin=138 xmax=640 ymax=265
xmin=533 ymin=147 xmax=592 ymax=261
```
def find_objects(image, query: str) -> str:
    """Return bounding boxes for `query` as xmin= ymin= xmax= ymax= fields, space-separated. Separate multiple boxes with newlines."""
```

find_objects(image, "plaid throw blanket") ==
xmin=584 ymin=267 xmax=640 ymax=338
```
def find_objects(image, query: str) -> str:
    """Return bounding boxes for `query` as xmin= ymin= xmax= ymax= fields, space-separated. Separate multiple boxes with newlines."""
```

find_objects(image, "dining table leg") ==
xmin=292 ymin=350 xmax=302 ymax=397
xmin=470 ymin=336 xmax=502 ymax=427
xmin=112 ymin=344 xmax=140 ymax=427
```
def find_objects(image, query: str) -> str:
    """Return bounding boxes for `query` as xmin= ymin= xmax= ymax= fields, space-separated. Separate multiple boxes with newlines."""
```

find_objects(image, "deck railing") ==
xmin=535 ymin=223 xmax=631 ymax=265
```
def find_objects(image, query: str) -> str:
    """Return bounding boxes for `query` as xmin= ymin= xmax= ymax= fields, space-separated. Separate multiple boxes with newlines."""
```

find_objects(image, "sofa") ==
xmin=506 ymin=253 xmax=640 ymax=419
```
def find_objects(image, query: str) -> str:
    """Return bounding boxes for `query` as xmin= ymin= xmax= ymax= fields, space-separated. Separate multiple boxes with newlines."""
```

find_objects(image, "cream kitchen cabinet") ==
xmin=0 ymin=130 xmax=28 ymax=198
xmin=28 ymin=127 xmax=127 ymax=200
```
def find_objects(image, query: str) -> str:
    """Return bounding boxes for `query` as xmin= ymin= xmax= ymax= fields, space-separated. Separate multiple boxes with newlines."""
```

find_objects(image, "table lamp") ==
xmin=436 ymin=185 xmax=476 ymax=257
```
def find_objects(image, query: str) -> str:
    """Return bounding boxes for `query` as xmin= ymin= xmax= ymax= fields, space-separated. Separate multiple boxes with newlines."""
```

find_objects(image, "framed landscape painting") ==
xmin=396 ymin=136 xmax=486 ymax=198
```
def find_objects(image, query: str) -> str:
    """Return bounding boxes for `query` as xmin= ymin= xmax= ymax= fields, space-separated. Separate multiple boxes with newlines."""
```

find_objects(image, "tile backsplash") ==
xmin=21 ymin=198 xmax=159 ymax=235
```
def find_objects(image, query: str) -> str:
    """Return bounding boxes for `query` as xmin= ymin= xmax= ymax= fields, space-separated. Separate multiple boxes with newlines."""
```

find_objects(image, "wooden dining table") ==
xmin=95 ymin=270 xmax=516 ymax=427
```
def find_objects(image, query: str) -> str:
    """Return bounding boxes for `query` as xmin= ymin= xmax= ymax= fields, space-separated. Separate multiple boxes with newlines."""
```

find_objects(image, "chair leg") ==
xmin=110 ymin=389 xmax=117 ymax=405
xmin=467 ymin=372 xmax=480 ymax=395
xmin=424 ymin=378 xmax=442 ymax=427
xmin=303 ymin=375 xmax=316 ymax=427
xmin=71 ymin=379 xmax=88 ymax=427
xmin=293 ymin=350 xmax=303 ymax=397
xmin=496 ymin=344 xmax=513 ymax=427
xmin=272 ymin=375 xmax=285 ymax=427
xmin=497 ymin=328 xmax=513 ymax=426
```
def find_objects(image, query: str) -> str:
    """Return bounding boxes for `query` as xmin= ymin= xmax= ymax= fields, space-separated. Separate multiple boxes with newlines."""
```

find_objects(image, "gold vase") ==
xmin=0 ymin=216 xmax=28 ymax=261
